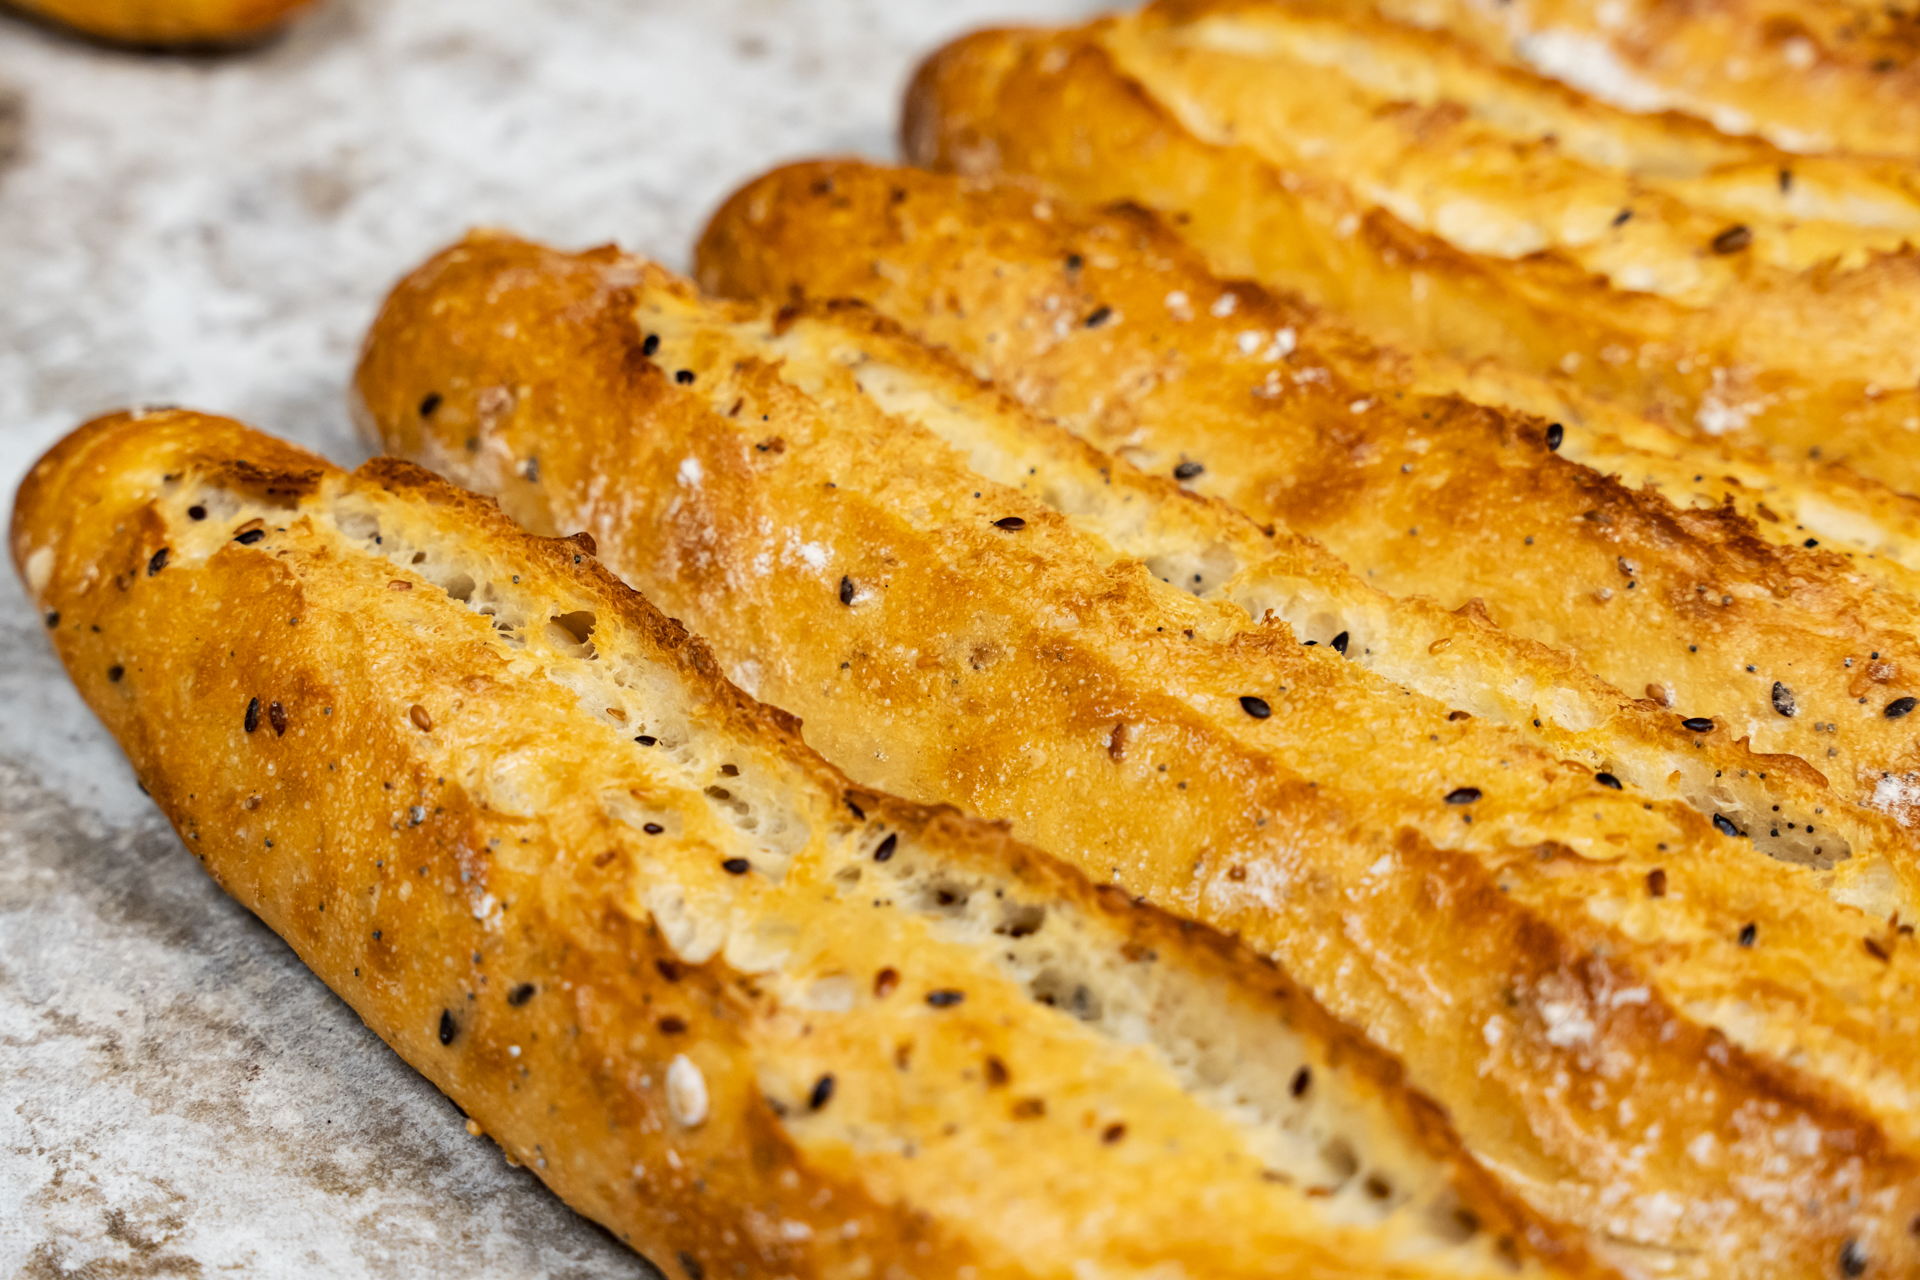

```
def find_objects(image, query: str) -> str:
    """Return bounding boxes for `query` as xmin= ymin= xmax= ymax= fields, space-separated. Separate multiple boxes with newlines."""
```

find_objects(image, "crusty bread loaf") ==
xmin=9 ymin=0 xmax=314 ymax=44
xmin=900 ymin=0 xmax=1920 ymax=497
xmin=354 ymin=233 xmax=1920 ymax=1280
xmin=1363 ymin=0 xmax=1920 ymax=161
xmin=11 ymin=407 xmax=1599 ymax=1280
xmin=696 ymin=158 xmax=1920 ymax=838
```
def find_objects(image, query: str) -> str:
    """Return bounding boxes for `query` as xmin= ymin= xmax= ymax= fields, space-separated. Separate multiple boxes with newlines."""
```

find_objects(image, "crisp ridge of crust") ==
xmin=12 ymin=407 xmax=1616 ymax=1279
xmin=356 ymin=233 xmax=1920 ymax=1280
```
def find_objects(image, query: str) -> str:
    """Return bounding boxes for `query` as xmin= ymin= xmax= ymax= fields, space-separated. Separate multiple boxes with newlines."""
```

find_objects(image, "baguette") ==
xmin=899 ymin=0 xmax=1920 ymax=496
xmin=696 ymin=159 xmax=1920 ymax=836
xmin=8 ymin=0 xmax=314 ymax=44
xmin=355 ymin=234 xmax=1920 ymax=1280
xmin=1363 ymin=0 xmax=1920 ymax=161
xmin=9 ymin=406 xmax=1587 ymax=1280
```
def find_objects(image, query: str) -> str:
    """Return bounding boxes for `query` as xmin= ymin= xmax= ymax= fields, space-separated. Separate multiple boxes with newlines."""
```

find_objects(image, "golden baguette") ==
xmin=1364 ymin=0 xmax=1920 ymax=161
xmin=8 ymin=0 xmax=314 ymax=44
xmin=899 ymin=0 xmax=1920 ymax=496
xmin=696 ymin=159 xmax=1920 ymax=840
xmin=9 ymin=407 xmax=1587 ymax=1280
xmin=355 ymin=233 xmax=1920 ymax=1280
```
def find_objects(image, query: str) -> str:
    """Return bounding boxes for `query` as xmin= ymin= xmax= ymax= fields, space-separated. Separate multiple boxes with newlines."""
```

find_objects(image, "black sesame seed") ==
xmin=1647 ymin=868 xmax=1667 ymax=897
xmin=642 ymin=333 xmax=660 ymax=357
xmin=642 ymin=823 xmax=664 ymax=835
xmin=107 ymin=665 xmax=124 ymax=683
xmin=721 ymin=857 xmax=751 ymax=875
xmin=1711 ymin=224 xmax=1753 ymax=254
xmin=1738 ymin=922 xmax=1757 ymax=947
xmin=1840 ymin=1238 xmax=1868 ymax=1277
xmin=234 ymin=528 xmax=266 ymax=546
xmin=268 ymin=701 xmax=288 ymax=736
xmin=1612 ymin=208 xmax=1632 ymax=227
xmin=1084 ymin=305 xmax=1112 ymax=328
xmin=244 ymin=697 xmax=261 ymax=733
xmin=187 ymin=505 xmax=206 ymax=521
xmin=1239 ymin=695 xmax=1272 ymax=719
xmin=674 ymin=369 xmax=696 ymax=385
xmin=419 ymin=392 xmax=443 ymax=418
xmin=1887 ymin=696 xmax=1916 ymax=719
xmin=1772 ymin=683 xmax=1797 ymax=717
xmin=438 ymin=1009 xmax=457 ymax=1046
xmin=1174 ymin=461 xmax=1204 ymax=480
xmin=1545 ymin=423 xmax=1564 ymax=451
xmin=1595 ymin=772 xmax=1623 ymax=789
xmin=1804 ymin=538 xmax=1819 ymax=548
xmin=407 ymin=805 xmax=426 ymax=827
xmin=1682 ymin=717 xmax=1714 ymax=732
xmin=994 ymin=516 xmax=1027 ymax=530
xmin=507 ymin=982 xmax=536 ymax=1007
xmin=1714 ymin=813 xmax=1742 ymax=838
xmin=839 ymin=575 xmax=855 ymax=605
xmin=926 ymin=989 xmax=965 ymax=1007
xmin=1065 ymin=254 xmax=1083 ymax=272
xmin=44 ymin=611 xmax=59 ymax=629
xmin=873 ymin=833 xmax=898 ymax=862
xmin=1330 ymin=631 xmax=1349 ymax=656
xmin=1290 ymin=1067 xmax=1311 ymax=1098
xmin=808 ymin=1073 xmax=836 ymax=1110
xmin=634 ymin=735 xmax=657 ymax=746
xmin=679 ymin=1251 xmax=705 ymax=1280
xmin=1445 ymin=787 xmax=1482 ymax=805
xmin=146 ymin=548 xmax=169 ymax=576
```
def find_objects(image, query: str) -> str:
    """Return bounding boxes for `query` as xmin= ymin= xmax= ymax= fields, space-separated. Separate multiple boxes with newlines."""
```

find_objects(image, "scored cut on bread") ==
xmin=354 ymin=233 xmax=1920 ymax=1280
xmin=1360 ymin=0 xmax=1920 ymax=162
xmin=9 ymin=0 xmax=315 ymax=44
xmin=899 ymin=0 xmax=1920 ymax=498
xmin=695 ymin=158 xmax=1920 ymax=837
xmin=10 ymin=407 xmax=1591 ymax=1280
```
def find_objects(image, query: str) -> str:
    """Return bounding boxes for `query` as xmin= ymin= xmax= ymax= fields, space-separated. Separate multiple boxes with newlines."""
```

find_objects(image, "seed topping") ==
xmin=1545 ymin=423 xmax=1564 ymax=451
xmin=438 ymin=1009 xmax=457 ymax=1046
xmin=839 ymin=575 xmax=855 ymax=605
xmin=1595 ymin=772 xmax=1623 ymax=789
xmin=926 ymin=989 xmax=965 ymax=1007
xmin=147 ymin=548 xmax=169 ymax=576
xmin=873 ymin=833 xmax=898 ymax=863
xmin=1711 ymin=224 xmax=1753 ymax=254
xmin=808 ymin=1074 xmax=836 ymax=1111
xmin=1681 ymin=717 xmax=1714 ymax=732
xmin=1445 ymin=787 xmax=1482 ymax=805
xmin=1772 ymin=683 xmax=1796 ymax=717
xmin=1174 ymin=461 xmax=1204 ymax=480
xmin=507 ymin=983 xmax=536 ymax=1007
xmin=410 ymin=703 xmax=433 ymax=732
xmin=244 ymin=697 xmax=261 ymax=733
xmin=993 ymin=516 xmax=1027 ymax=530
xmin=1738 ymin=922 xmax=1758 ymax=947
xmin=1713 ymin=814 xmax=1742 ymax=838
xmin=721 ymin=858 xmax=751 ymax=875
xmin=1239 ymin=695 xmax=1271 ymax=719
xmin=1887 ymin=696 xmax=1916 ymax=719
xmin=268 ymin=701 xmax=287 ymax=736
xmin=1646 ymin=868 xmax=1667 ymax=897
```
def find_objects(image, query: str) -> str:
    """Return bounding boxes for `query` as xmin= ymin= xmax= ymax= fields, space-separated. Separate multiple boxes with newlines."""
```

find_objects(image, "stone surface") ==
xmin=0 ymin=1 xmax=1107 ymax=1271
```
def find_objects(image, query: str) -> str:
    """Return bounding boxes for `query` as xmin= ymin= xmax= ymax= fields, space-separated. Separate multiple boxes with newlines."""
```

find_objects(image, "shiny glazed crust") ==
xmin=899 ymin=0 xmax=1920 ymax=498
xmin=10 ymin=409 xmax=1601 ymax=1280
xmin=695 ymin=159 xmax=1920 ymax=847
xmin=356 ymin=234 xmax=1920 ymax=1280
xmin=9 ymin=0 xmax=314 ymax=44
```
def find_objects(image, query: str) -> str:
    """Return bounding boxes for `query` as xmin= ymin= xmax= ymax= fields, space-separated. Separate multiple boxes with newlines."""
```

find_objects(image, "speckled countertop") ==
xmin=0 ymin=3 xmax=1105 ymax=1272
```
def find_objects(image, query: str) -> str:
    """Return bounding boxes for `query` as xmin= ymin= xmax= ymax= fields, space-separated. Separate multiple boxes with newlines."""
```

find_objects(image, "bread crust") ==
xmin=13 ymin=408 xmax=1604 ymax=1279
xmin=695 ymin=159 xmax=1920 ymax=845
xmin=356 ymin=234 xmax=1920 ymax=1280
xmin=1364 ymin=0 xmax=1920 ymax=161
xmin=6 ymin=0 xmax=314 ymax=45
xmin=899 ymin=2 xmax=1920 ymax=498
